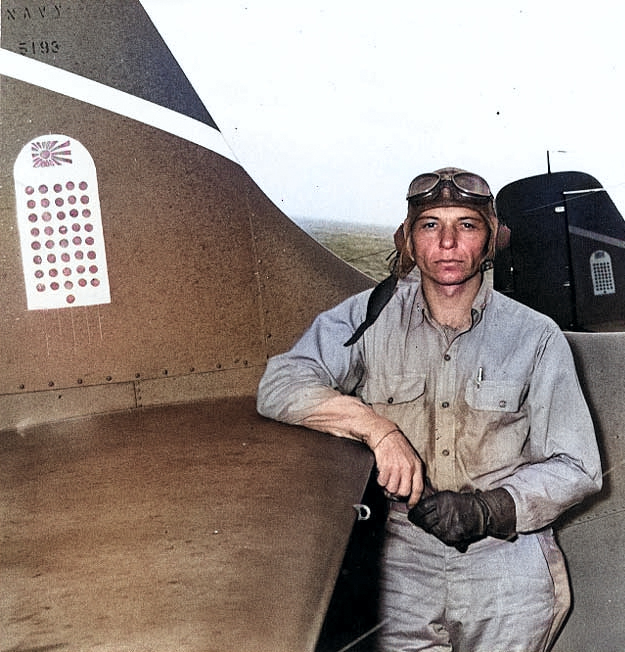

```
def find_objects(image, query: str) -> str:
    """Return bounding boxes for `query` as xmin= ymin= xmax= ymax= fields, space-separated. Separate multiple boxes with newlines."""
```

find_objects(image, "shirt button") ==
xmin=499 ymin=400 xmax=507 ymax=408
xmin=441 ymin=401 xmax=449 ymax=408
xmin=442 ymin=449 xmax=450 ymax=456
xmin=444 ymin=354 xmax=451 ymax=361
xmin=387 ymin=397 xmax=394 ymax=404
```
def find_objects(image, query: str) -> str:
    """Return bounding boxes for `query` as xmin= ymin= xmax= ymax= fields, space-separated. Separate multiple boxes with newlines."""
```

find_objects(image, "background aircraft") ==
xmin=494 ymin=171 xmax=625 ymax=332
xmin=0 ymin=2 xmax=623 ymax=651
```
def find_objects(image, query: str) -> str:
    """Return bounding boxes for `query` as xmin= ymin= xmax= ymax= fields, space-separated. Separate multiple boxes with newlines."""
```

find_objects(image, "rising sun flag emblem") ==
xmin=31 ymin=140 xmax=72 ymax=168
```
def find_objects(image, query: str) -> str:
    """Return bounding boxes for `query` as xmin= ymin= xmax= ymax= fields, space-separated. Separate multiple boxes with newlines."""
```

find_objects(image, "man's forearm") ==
xmin=295 ymin=394 xmax=400 ymax=449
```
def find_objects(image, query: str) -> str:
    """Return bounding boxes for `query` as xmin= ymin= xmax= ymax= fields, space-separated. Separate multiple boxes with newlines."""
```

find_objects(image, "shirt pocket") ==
xmin=361 ymin=373 xmax=426 ymax=407
xmin=465 ymin=379 xmax=527 ymax=413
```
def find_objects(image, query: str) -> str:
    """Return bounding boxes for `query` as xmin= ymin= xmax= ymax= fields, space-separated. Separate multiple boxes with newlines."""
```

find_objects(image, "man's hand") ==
xmin=407 ymin=488 xmax=517 ymax=552
xmin=372 ymin=429 xmax=424 ymax=507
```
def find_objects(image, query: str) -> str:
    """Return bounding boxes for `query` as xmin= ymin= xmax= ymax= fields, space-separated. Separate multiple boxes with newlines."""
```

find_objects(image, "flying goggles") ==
xmin=406 ymin=170 xmax=493 ymax=203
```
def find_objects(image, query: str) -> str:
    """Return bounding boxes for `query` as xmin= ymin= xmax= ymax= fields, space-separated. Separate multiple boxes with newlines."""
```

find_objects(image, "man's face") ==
xmin=410 ymin=206 xmax=490 ymax=288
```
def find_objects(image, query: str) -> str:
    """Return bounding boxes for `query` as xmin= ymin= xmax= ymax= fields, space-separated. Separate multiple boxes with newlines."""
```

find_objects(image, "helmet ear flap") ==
xmin=496 ymin=223 xmax=511 ymax=252
xmin=392 ymin=223 xmax=416 ymax=278
xmin=393 ymin=223 xmax=405 ymax=251
xmin=483 ymin=221 xmax=511 ymax=264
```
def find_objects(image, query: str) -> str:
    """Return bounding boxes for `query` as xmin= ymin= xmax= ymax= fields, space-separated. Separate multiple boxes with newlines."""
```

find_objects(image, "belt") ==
xmin=389 ymin=499 xmax=410 ymax=514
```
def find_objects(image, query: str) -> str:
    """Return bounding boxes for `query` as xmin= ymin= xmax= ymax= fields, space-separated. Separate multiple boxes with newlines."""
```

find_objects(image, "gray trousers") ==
xmin=377 ymin=508 xmax=570 ymax=652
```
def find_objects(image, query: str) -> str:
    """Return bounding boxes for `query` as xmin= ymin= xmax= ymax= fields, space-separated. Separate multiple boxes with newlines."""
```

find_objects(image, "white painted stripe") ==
xmin=563 ymin=188 xmax=607 ymax=195
xmin=569 ymin=225 xmax=625 ymax=250
xmin=0 ymin=48 xmax=240 ymax=164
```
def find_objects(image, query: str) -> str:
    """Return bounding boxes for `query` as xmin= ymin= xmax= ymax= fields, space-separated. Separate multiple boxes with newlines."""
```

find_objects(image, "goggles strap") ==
xmin=344 ymin=273 xmax=398 ymax=346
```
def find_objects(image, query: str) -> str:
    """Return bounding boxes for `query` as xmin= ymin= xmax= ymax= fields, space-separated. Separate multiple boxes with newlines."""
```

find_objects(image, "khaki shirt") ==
xmin=257 ymin=271 xmax=602 ymax=532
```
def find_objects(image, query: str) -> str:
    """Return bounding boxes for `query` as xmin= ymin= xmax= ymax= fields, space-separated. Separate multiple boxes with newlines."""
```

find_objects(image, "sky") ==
xmin=142 ymin=1 xmax=625 ymax=227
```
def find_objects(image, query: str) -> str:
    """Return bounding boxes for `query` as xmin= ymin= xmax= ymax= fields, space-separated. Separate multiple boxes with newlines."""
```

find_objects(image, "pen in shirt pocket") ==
xmin=476 ymin=367 xmax=484 ymax=388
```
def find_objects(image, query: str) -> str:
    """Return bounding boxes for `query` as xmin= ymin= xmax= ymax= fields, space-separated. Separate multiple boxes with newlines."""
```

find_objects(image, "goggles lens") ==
xmin=407 ymin=171 xmax=492 ymax=201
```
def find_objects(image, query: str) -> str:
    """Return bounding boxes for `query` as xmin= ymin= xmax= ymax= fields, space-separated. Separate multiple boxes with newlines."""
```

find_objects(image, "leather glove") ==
xmin=408 ymin=488 xmax=517 ymax=552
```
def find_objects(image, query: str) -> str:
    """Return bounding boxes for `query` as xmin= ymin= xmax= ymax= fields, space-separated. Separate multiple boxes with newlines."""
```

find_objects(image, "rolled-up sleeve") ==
xmin=257 ymin=291 xmax=369 ymax=424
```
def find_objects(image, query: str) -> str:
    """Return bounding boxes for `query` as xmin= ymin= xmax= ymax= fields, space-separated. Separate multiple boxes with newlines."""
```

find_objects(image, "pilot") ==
xmin=257 ymin=167 xmax=602 ymax=651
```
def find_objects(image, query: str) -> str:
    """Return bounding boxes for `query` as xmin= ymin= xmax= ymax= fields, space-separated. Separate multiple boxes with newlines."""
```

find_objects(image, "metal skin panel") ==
xmin=0 ymin=78 xmax=264 ymax=395
xmin=1 ymin=397 xmax=374 ymax=652
xmin=0 ymin=77 xmax=371 ymax=411
xmin=251 ymin=195 xmax=374 ymax=357
xmin=553 ymin=333 xmax=625 ymax=652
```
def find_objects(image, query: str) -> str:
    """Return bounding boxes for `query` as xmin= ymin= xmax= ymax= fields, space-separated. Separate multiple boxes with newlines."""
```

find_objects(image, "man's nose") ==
xmin=440 ymin=226 xmax=457 ymax=248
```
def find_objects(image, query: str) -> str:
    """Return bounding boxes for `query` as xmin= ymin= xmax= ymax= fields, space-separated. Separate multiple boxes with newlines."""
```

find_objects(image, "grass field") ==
xmin=295 ymin=218 xmax=396 ymax=281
